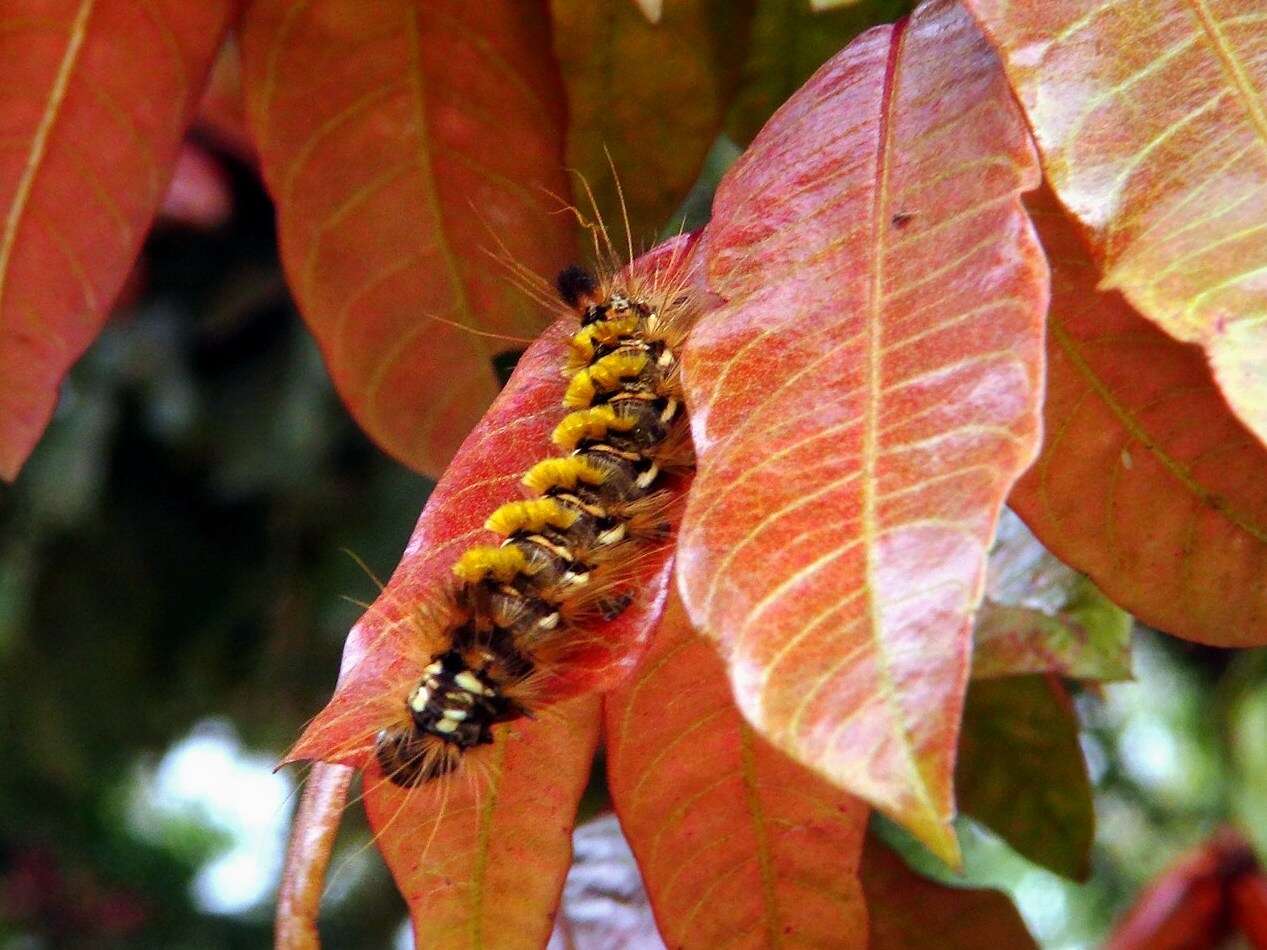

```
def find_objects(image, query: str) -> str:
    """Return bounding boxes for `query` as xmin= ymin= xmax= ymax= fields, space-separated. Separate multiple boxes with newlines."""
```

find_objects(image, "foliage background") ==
xmin=1 ymin=3 xmax=1265 ymax=948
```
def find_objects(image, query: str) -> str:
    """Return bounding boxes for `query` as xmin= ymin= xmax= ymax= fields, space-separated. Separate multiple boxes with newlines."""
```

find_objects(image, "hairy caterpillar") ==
xmin=371 ymin=257 xmax=698 ymax=787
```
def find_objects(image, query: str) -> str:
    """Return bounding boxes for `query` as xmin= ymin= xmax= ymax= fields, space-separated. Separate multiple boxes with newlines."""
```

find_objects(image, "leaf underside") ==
xmin=240 ymin=0 xmax=575 ymax=477
xmin=1012 ymin=189 xmax=1267 ymax=647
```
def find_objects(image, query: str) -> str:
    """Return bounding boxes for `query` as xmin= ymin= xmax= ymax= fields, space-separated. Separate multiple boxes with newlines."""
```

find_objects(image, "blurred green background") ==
xmin=3 ymin=58 xmax=1267 ymax=950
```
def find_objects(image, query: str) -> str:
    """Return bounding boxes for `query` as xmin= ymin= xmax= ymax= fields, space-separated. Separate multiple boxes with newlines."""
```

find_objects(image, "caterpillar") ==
xmin=372 ymin=259 xmax=697 ymax=787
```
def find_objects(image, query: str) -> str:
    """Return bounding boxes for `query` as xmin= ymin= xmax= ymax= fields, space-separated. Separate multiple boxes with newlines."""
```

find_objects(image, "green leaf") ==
xmin=957 ymin=676 xmax=1094 ymax=881
xmin=974 ymin=511 xmax=1132 ymax=681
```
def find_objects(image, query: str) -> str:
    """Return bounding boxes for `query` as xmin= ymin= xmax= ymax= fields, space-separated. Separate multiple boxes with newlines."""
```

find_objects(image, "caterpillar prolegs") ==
xmin=374 ymin=261 xmax=697 ymax=787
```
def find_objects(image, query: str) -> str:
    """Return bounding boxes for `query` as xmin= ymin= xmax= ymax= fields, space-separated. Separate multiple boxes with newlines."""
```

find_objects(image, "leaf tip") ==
xmin=0 ymin=446 xmax=24 ymax=484
xmin=631 ymin=0 xmax=662 ymax=24
xmin=900 ymin=805 xmax=963 ymax=872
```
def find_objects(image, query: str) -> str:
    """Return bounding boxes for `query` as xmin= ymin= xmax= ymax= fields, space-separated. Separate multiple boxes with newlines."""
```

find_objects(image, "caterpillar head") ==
xmin=375 ymin=647 xmax=524 ymax=787
xmin=406 ymin=651 xmax=507 ymax=747
xmin=555 ymin=264 xmax=599 ymax=309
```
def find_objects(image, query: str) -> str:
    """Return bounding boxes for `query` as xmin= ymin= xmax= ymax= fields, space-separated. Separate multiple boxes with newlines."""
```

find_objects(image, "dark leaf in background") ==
xmin=726 ymin=0 xmax=914 ymax=144
xmin=551 ymin=0 xmax=752 ymax=245
xmin=957 ymin=675 xmax=1094 ymax=881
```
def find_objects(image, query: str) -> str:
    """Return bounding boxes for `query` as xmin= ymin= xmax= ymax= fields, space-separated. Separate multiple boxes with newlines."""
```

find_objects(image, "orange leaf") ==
xmin=860 ymin=837 xmax=1036 ymax=949
xmin=605 ymin=592 xmax=870 ymax=947
xmin=0 ymin=0 xmax=234 ymax=481
xmin=1011 ymin=189 xmax=1267 ymax=646
xmin=240 ymin=0 xmax=574 ymax=476
xmin=365 ymin=695 xmax=600 ymax=949
xmin=677 ymin=0 xmax=1046 ymax=863
xmin=964 ymin=0 xmax=1267 ymax=448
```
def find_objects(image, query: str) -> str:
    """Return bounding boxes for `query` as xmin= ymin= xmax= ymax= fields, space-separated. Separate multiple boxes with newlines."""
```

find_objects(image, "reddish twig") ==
xmin=275 ymin=762 xmax=354 ymax=950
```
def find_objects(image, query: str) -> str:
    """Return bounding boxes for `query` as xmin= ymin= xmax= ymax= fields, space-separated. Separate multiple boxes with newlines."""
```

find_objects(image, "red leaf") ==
xmin=860 ymin=837 xmax=1036 ymax=949
xmin=0 ymin=0 xmax=234 ymax=481
xmin=240 ymin=0 xmax=574 ymax=476
xmin=606 ymin=592 xmax=870 ymax=947
xmin=676 ymin=0 xmax=1046 ymax=863
xmin=1106 ymin=830 xmax=1250 ymax=950
xmin=964 ymin=0 xmax=1267 ymax=448
xmin=1230 ymin=871 xmax=1267 ymax=947
xmin=1011 ymin=188 xmax=1267 ymax=646
xmin=288 ymin=238 xmax=698 ymax=943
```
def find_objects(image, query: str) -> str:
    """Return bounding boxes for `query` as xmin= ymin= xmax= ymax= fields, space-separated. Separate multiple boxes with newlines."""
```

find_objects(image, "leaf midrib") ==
xmin=403 ymin=7 xmax=489 ymax=368
xmin=1183 ymin=0 xmax=1267 ymax=159
xmin=858 ymin=15 xmax=941 ymax=830
xmin=739 ymin=722 xmax=780 ymax=947
xmin=0 ymin=0 xmax=94 ymax=326
xmin=1051 ymin=319 xmax=1267 ymax=545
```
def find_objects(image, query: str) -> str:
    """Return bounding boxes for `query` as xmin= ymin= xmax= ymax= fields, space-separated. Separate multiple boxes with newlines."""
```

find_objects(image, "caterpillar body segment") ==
xmin=451 ymin=545 xmax=533 ymax=585
xmin=521 ymin=456 xmax=608 ymax=494
xmin=375 ymin=262 xmax=696 ymax=787
xmin=563 ymin=350 xmax=650 ymax=408
xmin=552 ymin=405 xmax=639 ymax=452
xmin=484 ymin=497 xmax=580 ymax=535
